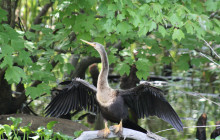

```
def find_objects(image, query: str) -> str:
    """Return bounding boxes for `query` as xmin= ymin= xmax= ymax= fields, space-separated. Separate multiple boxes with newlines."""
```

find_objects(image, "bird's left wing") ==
xmin=119 ymin=82 xmax=183 ymax=131
xmin=45 ymin=78 xmax=99 ymax=117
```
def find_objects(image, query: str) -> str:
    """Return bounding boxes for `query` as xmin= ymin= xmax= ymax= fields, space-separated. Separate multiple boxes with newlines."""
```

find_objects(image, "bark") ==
xmin=29 ymin=2 xmax=54 ymax=32
xmin=1 ymin=0 xmax=19 ymax=28
xmin=71 ymin=56 xmax=101 ymax=79
xmin=120 ymin=65 xmax=139 ymax=89
xmin=0 ymin=73 xmax=26 ymax=115
xmin=0 ymin=74 xmax=12 ymax=114
xmin=1 ymin=0 xmax=11 ymax=25
xmin=0 ymin=114 xmax=89 ymax=137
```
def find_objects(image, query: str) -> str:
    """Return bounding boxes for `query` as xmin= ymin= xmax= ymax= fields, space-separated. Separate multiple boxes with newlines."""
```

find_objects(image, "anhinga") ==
xmin=45 ymin=39 xmax=183 ymax=137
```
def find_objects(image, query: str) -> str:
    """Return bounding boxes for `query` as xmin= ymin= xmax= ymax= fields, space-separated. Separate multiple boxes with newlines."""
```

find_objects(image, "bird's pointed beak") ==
xmin=80 ymin=39 xmax=96 ymax=47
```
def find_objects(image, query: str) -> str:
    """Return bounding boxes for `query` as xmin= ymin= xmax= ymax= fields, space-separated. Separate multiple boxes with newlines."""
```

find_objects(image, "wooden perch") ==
xmin=76 ymin=126 xmax=167 ymax=140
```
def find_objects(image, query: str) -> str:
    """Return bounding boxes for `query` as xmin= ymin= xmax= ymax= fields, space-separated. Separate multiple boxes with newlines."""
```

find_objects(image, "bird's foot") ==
xmin=97 ymin=127 xmax=111 ymax=138
xmin=112 ymin=123 xmax=123 ymax=137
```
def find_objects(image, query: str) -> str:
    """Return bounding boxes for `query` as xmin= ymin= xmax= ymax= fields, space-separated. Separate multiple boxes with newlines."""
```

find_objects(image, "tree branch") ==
xmin=71 ymin=56 xmax=101 ymax=79
xmin=29 ymin=2 xmax=53 ymax=32
xmin=194 ymin=48 xmax=220 ymax=62
xmin=76 ymin=127 xmax=167 ymax=140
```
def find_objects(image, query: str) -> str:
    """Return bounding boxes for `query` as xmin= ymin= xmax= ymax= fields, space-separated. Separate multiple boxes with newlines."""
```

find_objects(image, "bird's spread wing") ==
xmin=45 ymin=78 xmax=99 ymax=117
xmin=120 ymin=83 xmax=183 ymax=131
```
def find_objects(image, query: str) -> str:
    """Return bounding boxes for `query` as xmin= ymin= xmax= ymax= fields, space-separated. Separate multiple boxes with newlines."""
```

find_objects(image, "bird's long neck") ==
xmin=97 ymin=47 xmax=109 ymax=91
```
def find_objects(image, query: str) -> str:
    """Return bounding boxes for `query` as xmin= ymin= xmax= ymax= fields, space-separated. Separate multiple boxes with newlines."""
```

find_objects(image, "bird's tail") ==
xmin=122 ymin=120 xmax=147 ymax=133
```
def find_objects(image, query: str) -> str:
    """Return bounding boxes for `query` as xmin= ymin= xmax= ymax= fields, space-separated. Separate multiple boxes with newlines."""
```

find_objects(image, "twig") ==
xmin=75 ymin=126 xmax=167 ymax=140
xmin=209 ymin=11 xmax=219 ymax=19
xmin=26 ymin=93 xmax=47 ymax=106
xmin=179 ymin=91 xmax=220 ymax=107
xmin=203 ymin=39 xmax=220 ymax=59
xmin=199 ymin=52 xmax=220 ymax=66
xmin=195 ymin=48 xmax=219 ymax=62
xmin=155 ymin=125 xmax=220 ymax=134
xmin=25 ymin=105 xmax=38 ymax=116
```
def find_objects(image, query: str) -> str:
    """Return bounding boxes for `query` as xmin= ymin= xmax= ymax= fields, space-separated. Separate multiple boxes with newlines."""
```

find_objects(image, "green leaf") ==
xmin=0 ymin=8 xmax=8 ymax=22
xmin=5 ymin=66 xmax=26 ymax=83
xmin=44 ymin=129 xmax=53 ymax=138
xmin=11 ymin=39 xmax=25 ymax=50
xmin=205 ymin=0 xmax=218 ymax=11
xmin=1 ymin=45 xmax=14 ymax=55
xmin=193 ymin=24 xmax=206 ymax=38
xmin=172 ymin=29 xmax=185 ymax=41
xmin=124 ymin=57 xmax=133 ymax=65
xmin=115 ymin=62 xmax=130 ymax=76
xmin=152 ymin=3 xmax=162 ymax=13
xmin=138 ymin=25 xmax=149 ymax=37
xmin=25 ymin=87 xmax=41 ymax=99
xmin=0 ymin=55 xmax=13 ymax=68
xmin=26 ymin=83 xmax=51 ymax=99
xmin=161 ymin=56 xmax=174 ymax=64
xmin=149 ymin=21 xmax=157 ymax=32
xmin=20 ymin=125 xmax=31 ymax=134
xmin=47 ymin=121 xmax=58 ymax=130
xmin=8 ymin=117 xmax=22 ymax=130
xmin=176 ymin=54 xmax=190 ymax=70
xmin=158 ymin=25 xmax=167 ymax=37
xmin=31 ymin=25 xmax=43 ymax=31
xmin=191 ymin=58 xmax=200 ymax=67
xmin=135 ymin=58 xmax=152 ymax=80
xmin=170 ymin=13 xmax=180 ymax=25
xmin=38 ymin=83 xmax=51 ymax=94
xmin=103 ymin=19 xmax=116 ymax=33
xmin=160 ymin=40 xmax=172 ymax=49
xmin=74 ymin=130 xmax=83 ymax=138
xmin=185 ymin=21 xmax=194 ymax=34
xmin=108 ymin=53 xmax=117 ymax=64
xmin=3 ymin=125 xmax=12 ymax=137
xmin=117 ymin=14 xmax=125 ymax=21
xmin=116 ymin=22 xmax=132 ymax=35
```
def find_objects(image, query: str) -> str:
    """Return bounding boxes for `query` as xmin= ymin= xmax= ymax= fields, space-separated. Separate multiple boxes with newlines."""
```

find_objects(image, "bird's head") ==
xmin=81 ymin=39 xmax=105 ymax=53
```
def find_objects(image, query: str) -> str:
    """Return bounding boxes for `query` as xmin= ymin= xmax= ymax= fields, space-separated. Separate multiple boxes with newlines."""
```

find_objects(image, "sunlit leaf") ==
xmin=172 ymin=29 xmax=185 ymax=41
xmin=5 ymin=66 xmax=26 ymax=83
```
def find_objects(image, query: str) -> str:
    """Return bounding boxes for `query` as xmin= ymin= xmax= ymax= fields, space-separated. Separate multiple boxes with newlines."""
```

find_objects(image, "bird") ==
xmin=45 ymin=39 xmax=183 ymax=137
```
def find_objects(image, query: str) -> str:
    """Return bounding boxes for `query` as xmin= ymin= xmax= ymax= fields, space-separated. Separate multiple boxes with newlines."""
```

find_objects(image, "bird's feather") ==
xmin=119 ymin=83 xmax=183 ymax=131
xmin=45 ymin=78 xmax=99 ymax=117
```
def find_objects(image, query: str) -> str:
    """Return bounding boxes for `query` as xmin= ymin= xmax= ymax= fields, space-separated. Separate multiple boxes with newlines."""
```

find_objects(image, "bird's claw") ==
xmin=112 ymin=124 xmax=123 ymax=137
xmin=97 ymin=127 xmax=111 ymax=138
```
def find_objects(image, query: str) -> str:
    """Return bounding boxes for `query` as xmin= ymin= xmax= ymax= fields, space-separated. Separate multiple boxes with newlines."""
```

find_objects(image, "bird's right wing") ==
xmin=45 ymin=78 xmax=99 ymax=117
xmin=120 ymin=83 xmax=183 ymax=131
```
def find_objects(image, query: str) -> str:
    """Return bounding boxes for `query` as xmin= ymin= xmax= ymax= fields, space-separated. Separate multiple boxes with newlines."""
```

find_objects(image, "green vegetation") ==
xmin=0 ymin=0 xmax=219 ymax=139
xmin=0 ymin=117 xmax=74 ymax=139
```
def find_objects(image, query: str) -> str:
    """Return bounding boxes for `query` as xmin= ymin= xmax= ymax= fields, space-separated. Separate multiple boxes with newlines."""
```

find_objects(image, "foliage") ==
xmin=0 ymin=1 xmax=219 ymax=139
xmin=0 ymin=117 xmax=74 ymax=140
xmin=0 ymin=0 xmax=219 ymax=99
